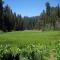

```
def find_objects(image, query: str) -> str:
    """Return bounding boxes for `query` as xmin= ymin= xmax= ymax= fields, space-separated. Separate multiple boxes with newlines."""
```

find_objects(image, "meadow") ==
xmin=0 ymin=31 xmax=60 ymax=60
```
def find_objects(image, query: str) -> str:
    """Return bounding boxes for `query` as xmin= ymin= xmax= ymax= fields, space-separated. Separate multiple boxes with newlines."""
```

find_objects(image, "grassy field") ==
xmin=0 ymin=31 xmax=60 ymax=60
xmin=0 ymin=31 xmax=60 ymax=47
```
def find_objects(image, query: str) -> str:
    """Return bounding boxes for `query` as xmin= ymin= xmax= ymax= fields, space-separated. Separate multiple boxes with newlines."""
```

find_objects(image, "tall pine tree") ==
xmin=0 ymin=0 xmax=3 ymax=30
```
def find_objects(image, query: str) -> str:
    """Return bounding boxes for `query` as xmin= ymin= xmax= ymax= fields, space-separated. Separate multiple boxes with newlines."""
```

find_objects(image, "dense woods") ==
xmin=0 ymin=0 xmax=60 ymax=32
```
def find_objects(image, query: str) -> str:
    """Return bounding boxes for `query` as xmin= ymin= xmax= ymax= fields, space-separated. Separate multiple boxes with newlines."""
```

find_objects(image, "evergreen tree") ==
xmin=46 ymin=2 xmax=50 ymax=16
xmin=0 ymin=0 xmax=3 ymax=30
xmin=3 ymin=5 xmax=13 ymax=32
xmin=57 ymin=4 xmax=60 ymax=18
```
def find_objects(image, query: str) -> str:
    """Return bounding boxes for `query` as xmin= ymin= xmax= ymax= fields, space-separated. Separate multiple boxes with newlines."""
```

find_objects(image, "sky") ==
xmin=3 ymin=0 xmax=60 ymax=17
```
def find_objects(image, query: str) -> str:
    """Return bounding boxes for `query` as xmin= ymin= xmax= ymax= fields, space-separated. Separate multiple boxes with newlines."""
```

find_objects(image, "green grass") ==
xmin=0 ymin=31 xmax=60 ymax=60
xmin=0 ymin=31 xmax=60 ymax=48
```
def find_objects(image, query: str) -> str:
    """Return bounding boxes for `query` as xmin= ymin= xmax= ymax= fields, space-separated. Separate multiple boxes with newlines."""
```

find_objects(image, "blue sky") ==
xmin=3 ymin=0 xmax=60 ymax=17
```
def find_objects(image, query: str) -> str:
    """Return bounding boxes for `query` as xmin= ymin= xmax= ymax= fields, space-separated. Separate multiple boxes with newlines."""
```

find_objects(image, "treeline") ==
xmin=0 ymin=0 xmax=60 ymax=32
